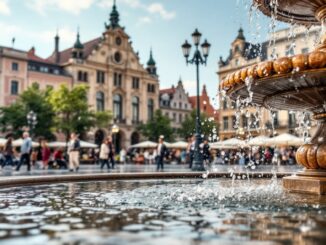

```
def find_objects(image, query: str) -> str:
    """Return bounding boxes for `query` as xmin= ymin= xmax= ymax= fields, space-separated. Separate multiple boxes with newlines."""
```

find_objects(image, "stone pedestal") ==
xmin=283 ymin=170 xmax=326 ymax=195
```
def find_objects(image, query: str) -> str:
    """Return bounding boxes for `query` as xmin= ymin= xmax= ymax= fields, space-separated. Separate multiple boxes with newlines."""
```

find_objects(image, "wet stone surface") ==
xmin=0 ymin=179 xmax=325 ymax=244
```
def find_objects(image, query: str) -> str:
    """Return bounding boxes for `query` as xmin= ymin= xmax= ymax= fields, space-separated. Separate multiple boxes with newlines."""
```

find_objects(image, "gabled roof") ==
xmin=47 ymin=37 xmax=102 ymax=64
xmin=159 ymin=87 xmax=175 ymax=95
xmin=28 ymin=47 xmax=55 ymax=64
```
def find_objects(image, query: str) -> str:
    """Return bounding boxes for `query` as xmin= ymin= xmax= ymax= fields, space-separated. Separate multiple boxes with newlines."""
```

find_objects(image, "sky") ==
xmin=0 ymin=0 xmax=288 ymax=107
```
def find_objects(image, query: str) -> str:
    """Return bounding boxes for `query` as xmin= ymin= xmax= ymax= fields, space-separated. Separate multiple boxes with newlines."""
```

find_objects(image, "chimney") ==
xmin=54 ymin=33 xmax=60 ymax=63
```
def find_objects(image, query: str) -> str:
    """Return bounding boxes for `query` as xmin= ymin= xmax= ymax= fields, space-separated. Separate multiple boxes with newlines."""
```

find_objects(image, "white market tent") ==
xmin=265 ymin=133 xmax=305 ymax=146
xmin=0 ymin=138 xmax=6 ymax=147
xmin=47 ymin=141 xmax=98 ymax=149
xmin=13 ymin=139 xmax=40 ymax=147
xmin=168 ymin=141 xmax=188 ymax=149
xmin=210 ymin=138 xmax=247 ymax=149
xmin=248 ymin=135 xmax=271 ymax=146
xmin=131 ymin=141 xmax=157 ymax=148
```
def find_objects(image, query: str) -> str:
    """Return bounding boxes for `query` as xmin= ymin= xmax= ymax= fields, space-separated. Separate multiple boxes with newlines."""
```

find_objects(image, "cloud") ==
xmin=0 ymin=22 xmax=21 ymax=38
xmin=99 ymin=0 xmax=176 ymax=21
xmin=0 ymin=0 xmax=10 ymax=15
xmin=28 ymin=0 xmax=95 ymax=15
xmin=147 ymin=3 xmax=175 ymax=20
xmin=137 ymin=16 xmax=151 ymax=25
xmin=182 ymin=80 xmax=196 ymax=94
xmin=38 ymin=27 xmax=76 ymax=45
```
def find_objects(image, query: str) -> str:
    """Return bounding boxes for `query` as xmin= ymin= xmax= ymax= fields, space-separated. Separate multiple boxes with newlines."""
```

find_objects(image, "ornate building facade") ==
xmin=0 ymin=2 xmax=159 ymax=149
xmin=159 ymin=78 xmax=192 ymax=132
xmin=218 ymin=27 xmax=320 ymax=140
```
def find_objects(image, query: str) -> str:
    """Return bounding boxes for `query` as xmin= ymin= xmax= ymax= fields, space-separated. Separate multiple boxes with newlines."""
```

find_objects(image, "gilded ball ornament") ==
xmin=273 ymin=57 xmax=293 ymax=74
xmin=308 ymin=51 xmax=326 ymax=69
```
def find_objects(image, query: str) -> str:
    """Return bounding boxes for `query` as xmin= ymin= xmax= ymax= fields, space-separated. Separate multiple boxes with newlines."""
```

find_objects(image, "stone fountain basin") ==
xmin=227 ymin=68 xmax=326 ymax=114
xmin=0 ymin=179 xmax=325 ymax=245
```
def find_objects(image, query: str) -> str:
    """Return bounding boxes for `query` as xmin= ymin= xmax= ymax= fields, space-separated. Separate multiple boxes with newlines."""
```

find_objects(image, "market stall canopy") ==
xmin=48 ymin=141 xmax=98 ymax=148
xmin=0 ymin=138 xmax=6 ymax=147
xmin=168 ymin=141 xmax=188 ymax=149
xmin=131 ymin=141 xmax=157 ymax=148
xmin=265 ymin=133 xmax=305 ymax=146
xmin=248 ymin=135 xmax=271 ymax=146
xmin=13 ymin=139 xmax=40 ymax=147
xmin=210 ymin=138 xmax=247 ymax=149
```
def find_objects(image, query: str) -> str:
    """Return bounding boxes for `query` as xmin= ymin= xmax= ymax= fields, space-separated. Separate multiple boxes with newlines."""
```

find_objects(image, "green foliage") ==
xmin=138 ymin=110 xmax=174 ymax=142
xmin=0 ymin=84 xmax=55 ymax=139
xmin=48 ymin=85 xmax=112 ymax=140
xmin=178 ymin=110 xmax=219 ymax=141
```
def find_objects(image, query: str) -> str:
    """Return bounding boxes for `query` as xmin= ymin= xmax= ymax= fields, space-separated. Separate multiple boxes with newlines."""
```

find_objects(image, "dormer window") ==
xmin=235 ymin=59 xmax=239 ymax=66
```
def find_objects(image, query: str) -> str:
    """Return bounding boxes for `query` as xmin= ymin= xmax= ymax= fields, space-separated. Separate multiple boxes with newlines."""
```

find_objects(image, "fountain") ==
xmin=220 ymin=0 xmax=326 ymax=194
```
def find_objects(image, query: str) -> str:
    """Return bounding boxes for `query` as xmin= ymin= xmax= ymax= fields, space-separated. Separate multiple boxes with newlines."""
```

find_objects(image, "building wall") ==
xmin=218 ymin=26 xmax=320 ymax=140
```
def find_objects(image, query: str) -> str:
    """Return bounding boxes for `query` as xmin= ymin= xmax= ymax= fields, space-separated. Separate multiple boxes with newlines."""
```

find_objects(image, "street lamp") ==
xmin=26 ymin=110 xmax=37 ymax=137
xmin=182 ymin=28 xmax=211 ymax=171
xmin=111 ymin=124 xmax=120 ymax=152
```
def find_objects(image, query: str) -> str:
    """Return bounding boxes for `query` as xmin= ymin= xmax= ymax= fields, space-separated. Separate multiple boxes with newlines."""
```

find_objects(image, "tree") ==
xmin=178 ymin=110 xmax=219 ymax=141
xmin=138 ymin=110 xmax=174 ymax=142
xmin=0 ymin=84 xmax=55 ymax=139
xmin=48 ymin=84 xmax=112 ymax=141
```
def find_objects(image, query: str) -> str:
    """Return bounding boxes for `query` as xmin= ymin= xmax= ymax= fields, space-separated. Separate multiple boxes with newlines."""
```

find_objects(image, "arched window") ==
xmin=148 ymin=99 xmax=154 ymax=120
xmin=113 ymin=94 xmax=123 ymax=120
xmin=132 ymin=96 xmax=139 ymax=123
xmin=96 ymin=91 xmax=105 ymax=111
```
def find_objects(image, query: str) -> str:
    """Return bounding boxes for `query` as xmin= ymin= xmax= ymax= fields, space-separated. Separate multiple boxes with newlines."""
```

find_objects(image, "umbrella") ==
xmin=131 ymin=141 xmax=157 ymax=148
xmin=0 ymin=138 xmax=6 ymax=147
xmin=210 ymin=138 xmax=247 ymax=149
xmin=168 ymin=141 xmax=188 ymax=149
xmin=13 ymin=139 xmax=39 ymax=147
xmin=48 ymin=141 xmax=98 ymax=148
xmin=248 ymin=135 xmax=270 ymax=146
xmin=80 ymin=141 xmax=98 ymax=148
xmin=265 ymin=133 xmax=304 ymax=146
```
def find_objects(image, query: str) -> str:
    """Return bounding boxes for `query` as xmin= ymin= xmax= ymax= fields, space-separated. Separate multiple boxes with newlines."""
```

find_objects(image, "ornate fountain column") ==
xmin=221 ymin=0 xmax=326 ymax=194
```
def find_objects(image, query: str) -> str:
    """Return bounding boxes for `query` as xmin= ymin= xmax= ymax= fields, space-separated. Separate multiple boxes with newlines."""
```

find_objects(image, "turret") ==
xmin=146 ymin=48 xmax=157 ymax=76
xmin=72 ymin=28 xmax=84 ymax=59
xmin=105 ymin=0 xmax=120 ymax=30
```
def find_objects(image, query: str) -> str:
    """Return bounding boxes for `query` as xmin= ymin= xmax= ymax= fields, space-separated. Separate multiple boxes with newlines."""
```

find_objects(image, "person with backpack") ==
xmin=68 ymin=133 xmax=80 ymax=172
xmin=3 ymin=136 xmax=14 ymax=167
xmin=107 ymin=136 xmax=115 ymax=169
xmin=100 ymin=139 xmax=110 ymax=170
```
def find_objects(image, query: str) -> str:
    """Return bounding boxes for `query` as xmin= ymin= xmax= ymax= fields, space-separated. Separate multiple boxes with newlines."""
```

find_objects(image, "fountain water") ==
xmin=221 ymin=0 xmax=326 ymax=194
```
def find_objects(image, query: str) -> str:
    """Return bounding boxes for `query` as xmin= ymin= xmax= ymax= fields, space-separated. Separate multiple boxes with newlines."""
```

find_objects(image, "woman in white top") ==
xmin=100 ymin=139 xmax=110 ymax=169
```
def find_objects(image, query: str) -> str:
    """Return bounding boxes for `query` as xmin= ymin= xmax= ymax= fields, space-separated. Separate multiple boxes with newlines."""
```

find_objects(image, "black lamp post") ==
xmin=182 ymin=28 xmax=211 ymax=171
xmin=26 ymin=110 xmax=37 ymax=138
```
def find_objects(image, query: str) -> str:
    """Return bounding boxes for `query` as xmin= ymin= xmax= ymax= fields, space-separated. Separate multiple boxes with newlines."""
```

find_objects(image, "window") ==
xmin=78 ymin=71 xmax=88 ymax=82
xmin=97 ymin=71 xmax=105 ymax=84
xmin=232 ymin=116 xmax=236 ymax=129
xmin=288 ymin=112 xmax=296 ymax=127
xmin=147 ymin=84 xmax=155 ymax=93
xmin=235 ymin=59 xmax=239 ymax=66
xmin=132 ymin=77 xmax=139 ymax=89
xmin=242 ymin=115 xmax=248 ymax=128
xmin=173 ymin=113 xmax=176 ymax=122
xmin=301 ymin=48 xmax=309 ymax=54
xmin=179 ymin=114 xmax=183 ymax=123
xmin=185 ymin=104 xmax=188 ymax=109
xmin=11 ymin=81 xmax=19 ymax=95
xmin=113 ymin=94 xmax=123 ymax=120
xmin=114 ymin=73 xmax=122 ymax=87
xmin=223 ymin=100 xmax=228 ymax=110
xmin=115 ymin=37 xmax=122 ymax=46
xmin=285 ymin=45 xmax=295 ymax=56
xmin=272 ymin=111 xmax=279 ymax=127
xmin=179 ymin=102 xmax=182 ymax=109
xmin=223 ymin=117 xmax=229 ymax=130
xmin=96 ymin=92 xmax=105 ymax=111
xmin=12 ymin=62 xmax=18 ymax=71
xmin=132 ymin=96 xmax=139 ymax=123
xmin=173 ymin=102 xmax=176 ymax=108
xmin=114 ymin=52 xmax=121 ymax=63
xmin=148 ymin=99 xmax=154 ymax=120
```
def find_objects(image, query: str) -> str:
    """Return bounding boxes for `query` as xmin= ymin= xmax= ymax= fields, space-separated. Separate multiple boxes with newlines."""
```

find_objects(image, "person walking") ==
xmin=120 ymin=147 xmax=127 ymax=164
xmin=189 ymin=135 xmax=195 ymax=168
xmin=202 ymin=139 xmax=211 ymax=168
xmin=42 ymin=140 xmax=51 ymax=169
xmin=3 ymin=136 xmax=14 ymax=168
xmin=99 ymin=139 xmax=110 ymax=170
xmin=16 ymin=132 xmax=32 ymax=171
xmin=156 ymin=135 xmax=167 ymax=171
xmin=68 ymin=133 xmax=80 ymax=172
xmin=107 ymin=136 xmax=115 ymax=169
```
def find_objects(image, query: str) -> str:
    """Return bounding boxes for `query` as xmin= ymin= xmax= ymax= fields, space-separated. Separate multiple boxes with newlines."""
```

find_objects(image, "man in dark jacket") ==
xmin=156 ymin=135 xmax=167 ymax=171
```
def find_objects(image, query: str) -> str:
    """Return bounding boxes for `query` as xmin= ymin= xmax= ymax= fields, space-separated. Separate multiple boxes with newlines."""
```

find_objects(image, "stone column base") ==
xmin=283 ymin=170 xmax=326 ymax=195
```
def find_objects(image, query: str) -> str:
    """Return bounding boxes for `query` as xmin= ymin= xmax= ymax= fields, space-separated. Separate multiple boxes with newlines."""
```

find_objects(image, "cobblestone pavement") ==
xmin=0 ymin=163 xmax=302 ymax=177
